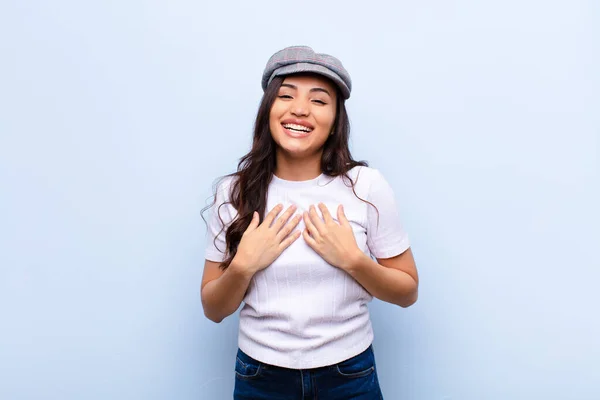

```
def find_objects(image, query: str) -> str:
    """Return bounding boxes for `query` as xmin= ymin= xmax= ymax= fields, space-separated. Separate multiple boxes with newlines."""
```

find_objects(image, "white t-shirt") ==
xmin=204 ymin=166 xmax=410 ymax=369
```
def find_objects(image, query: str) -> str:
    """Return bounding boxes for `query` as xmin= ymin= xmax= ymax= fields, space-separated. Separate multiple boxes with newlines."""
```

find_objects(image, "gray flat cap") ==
xmin=261 ymin=46 xmax=352 ymax=100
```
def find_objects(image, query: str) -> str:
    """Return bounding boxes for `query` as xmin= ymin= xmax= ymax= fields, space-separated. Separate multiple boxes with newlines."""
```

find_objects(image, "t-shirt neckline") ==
xmin=270 ymin=173 xmax=327 ymax=188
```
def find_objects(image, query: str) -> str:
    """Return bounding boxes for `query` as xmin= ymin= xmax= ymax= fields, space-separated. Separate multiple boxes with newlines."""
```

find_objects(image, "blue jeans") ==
xmin=233 ymin=345 xmax=384 ymax=399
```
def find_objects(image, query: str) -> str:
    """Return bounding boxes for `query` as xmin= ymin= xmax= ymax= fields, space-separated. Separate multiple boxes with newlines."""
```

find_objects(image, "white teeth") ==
xmin=283 ymin=123 xmax=312 ymax=132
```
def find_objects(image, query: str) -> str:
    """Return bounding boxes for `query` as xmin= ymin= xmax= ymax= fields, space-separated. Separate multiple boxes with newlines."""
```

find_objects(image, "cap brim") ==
xmin=267 ymin=62 xmax=350 ymax=100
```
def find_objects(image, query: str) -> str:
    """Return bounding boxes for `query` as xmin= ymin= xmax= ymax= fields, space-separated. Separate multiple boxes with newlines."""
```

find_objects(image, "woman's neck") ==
xmin=274 ymin=152 xmax=322 ymax=181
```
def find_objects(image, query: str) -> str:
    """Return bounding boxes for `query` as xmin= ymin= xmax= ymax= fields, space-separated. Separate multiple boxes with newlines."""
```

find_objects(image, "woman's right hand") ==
xmin=232 ymin=204 xmax=302 ymax=274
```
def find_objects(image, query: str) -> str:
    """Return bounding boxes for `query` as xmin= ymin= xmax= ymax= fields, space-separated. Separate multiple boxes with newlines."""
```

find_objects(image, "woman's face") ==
xmin=269 ymin=74 xmax=337 ymax=159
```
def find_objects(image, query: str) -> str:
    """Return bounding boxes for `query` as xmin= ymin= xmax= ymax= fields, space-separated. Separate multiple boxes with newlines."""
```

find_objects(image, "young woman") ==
xmin=201 ymin=46 xmax=419 ymax=400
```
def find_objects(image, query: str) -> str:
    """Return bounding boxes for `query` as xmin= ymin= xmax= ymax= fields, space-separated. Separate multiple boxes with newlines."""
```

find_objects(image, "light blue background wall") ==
xmin=1 ymin=1 xmax=598 ymax=399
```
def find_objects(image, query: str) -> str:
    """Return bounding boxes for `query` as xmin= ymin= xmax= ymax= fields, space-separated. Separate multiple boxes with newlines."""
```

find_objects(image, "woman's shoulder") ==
xmin=212 ymin=174 xmax=238 ymax=202
xmin=336 ymin=165 xmax=387 ymax=199
xmin=346 ymin=165 xmax=385 ymax=185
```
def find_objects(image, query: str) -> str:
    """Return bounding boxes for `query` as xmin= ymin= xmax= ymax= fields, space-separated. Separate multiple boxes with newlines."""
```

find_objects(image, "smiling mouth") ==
xmin=282 ymin=123 xmax=314 ymax=134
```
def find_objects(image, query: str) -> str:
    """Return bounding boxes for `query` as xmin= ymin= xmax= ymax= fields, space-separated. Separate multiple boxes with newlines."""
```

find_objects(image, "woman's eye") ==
xmin=313 ymin=99 xmax=326 ymax=105
xmin=278 ymin=95 xmax=293 ymax=99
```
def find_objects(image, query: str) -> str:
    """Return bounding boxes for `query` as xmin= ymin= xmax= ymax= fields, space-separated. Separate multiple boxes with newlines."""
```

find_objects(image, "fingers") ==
xmin=276 ymin=213 xmax=302 ymax=241
xmin=245 ymin=211 xmax=260 ymax=232
xmin=309 ymin=205 xmax=327 ymax=230
xmin=318 ymin=203 xmax=334 ymax=224
xmin=302 ymin=229 xmax=317 ymax=249
xmin=263 ymin=204 xmax=284 ymax=227
xmin=303 ymin=209 xmax=321 ymax=240
xmin=279 ymin=230 xmax=302 ymax=250
xmin=273 ymin=204 xmax=298 ymax=231
xmin=337 ymin=205 xmax=351 ymax=228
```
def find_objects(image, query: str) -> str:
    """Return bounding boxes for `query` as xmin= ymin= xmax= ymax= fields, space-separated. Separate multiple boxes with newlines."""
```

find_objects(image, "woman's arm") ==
xmin=201 ymin=204 xmax=302 ymax=323
xmin=346 ymin=248 xmax=418 ymax=308
xmin=200 ymin=258 xmax=254 ymax=323
xmin=302 ymin=203 xmax=419 ymax=308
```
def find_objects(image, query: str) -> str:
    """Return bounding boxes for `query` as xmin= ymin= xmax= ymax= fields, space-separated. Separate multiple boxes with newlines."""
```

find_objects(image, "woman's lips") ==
xmin=281 ymin=123 xmax=313 ymax=138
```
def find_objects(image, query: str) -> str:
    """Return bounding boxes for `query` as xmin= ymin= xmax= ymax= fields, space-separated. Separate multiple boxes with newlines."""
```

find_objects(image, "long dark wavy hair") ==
xmin=203 ymin=74 xmax=376 ymax=270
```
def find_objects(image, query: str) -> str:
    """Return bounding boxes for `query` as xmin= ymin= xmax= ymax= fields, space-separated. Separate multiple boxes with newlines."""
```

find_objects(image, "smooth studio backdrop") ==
xmin=1 ymin=1 xmax=598 ymax=399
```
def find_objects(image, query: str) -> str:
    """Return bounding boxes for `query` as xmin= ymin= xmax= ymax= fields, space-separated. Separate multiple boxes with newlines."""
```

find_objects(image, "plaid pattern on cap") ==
xmin=261 ymin=46 xmax=352 ymax=99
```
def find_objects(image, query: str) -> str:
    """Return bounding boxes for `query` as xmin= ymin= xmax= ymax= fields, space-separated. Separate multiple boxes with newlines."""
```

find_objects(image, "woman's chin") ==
xmin=277 ymin=144 xmax=315 ymax=158
xmin=273 ymin=134 xmax=326 ymax=158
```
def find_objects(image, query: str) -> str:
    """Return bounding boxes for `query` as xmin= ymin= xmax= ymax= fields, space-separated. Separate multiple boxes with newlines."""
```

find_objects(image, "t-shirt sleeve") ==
xmin=204 ymin=177 xmax=238 ymax=262
xmin=366 ymin=169 xmax=411 ymax=259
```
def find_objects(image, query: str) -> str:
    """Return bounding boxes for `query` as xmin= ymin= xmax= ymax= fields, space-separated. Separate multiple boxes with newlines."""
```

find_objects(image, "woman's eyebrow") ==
xmin=280 ymin=83 xmax=331 ymax=97
xmin=310 ymin=87 xmax=331 ymax=97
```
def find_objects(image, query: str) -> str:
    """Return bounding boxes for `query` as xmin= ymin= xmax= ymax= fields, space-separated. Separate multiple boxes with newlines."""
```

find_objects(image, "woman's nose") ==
xmin=290 ymin=97 xmax=309 ymax=116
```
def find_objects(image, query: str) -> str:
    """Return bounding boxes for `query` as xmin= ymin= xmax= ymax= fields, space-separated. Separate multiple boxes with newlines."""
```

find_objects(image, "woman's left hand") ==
xmin=302 ymin=203 xmax=362 ymax=271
